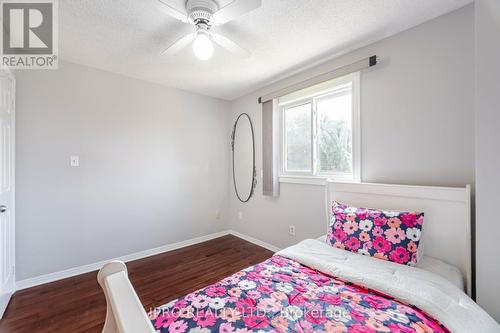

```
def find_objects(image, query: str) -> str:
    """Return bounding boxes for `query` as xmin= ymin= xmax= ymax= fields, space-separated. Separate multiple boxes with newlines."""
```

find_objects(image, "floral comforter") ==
xmin=149 ymin=256 xmax=449 ymax=333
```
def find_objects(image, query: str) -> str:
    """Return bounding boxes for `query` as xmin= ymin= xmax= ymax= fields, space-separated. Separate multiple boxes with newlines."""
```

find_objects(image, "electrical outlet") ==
xmin=215 ymin=210 xmax=221 ymax=220
xmin=238 ymin=211 xmax=243 ymax=220
xmin=70 ymin=155 xmax=79 ymax=167
xmin=289 ymin=225 xmax=295 ymax=236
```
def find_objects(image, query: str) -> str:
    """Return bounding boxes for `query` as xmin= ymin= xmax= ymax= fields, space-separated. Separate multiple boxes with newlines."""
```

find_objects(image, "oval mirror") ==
xmin=232 ymin=113 xmax=256 ymax=202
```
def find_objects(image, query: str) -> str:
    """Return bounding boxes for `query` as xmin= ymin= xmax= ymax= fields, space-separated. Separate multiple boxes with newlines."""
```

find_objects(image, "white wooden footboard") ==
xmin=97 ymin=261 xmax=155 ymax=333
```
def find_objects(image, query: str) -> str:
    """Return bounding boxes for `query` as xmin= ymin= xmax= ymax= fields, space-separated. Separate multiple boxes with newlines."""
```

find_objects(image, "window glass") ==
xmin=316 ymin=90 xmax=353 ymax=174
xmin=284 ymin=103 xmax=312 ymax=172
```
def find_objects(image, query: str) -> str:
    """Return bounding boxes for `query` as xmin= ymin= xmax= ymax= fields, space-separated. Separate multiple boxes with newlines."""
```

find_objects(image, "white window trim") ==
xmin=278 ymin=72 xmax=361 ymax=185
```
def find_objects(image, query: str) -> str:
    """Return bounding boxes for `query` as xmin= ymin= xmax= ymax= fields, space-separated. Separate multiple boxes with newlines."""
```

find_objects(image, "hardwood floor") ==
xmin=0 ymin=235 xmax=273 ymax=333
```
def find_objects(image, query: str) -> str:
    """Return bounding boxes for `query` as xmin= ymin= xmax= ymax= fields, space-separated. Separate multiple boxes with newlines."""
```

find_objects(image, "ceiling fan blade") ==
xmin=212 ymin=32 xmax=250 ymax=57
xmin=212 ymin=0 xmax=262 ymax=26
xmin=158 ymin=0 xmax=189 ymax=23
xmin=161 ymin=33 xmax=195 ymax=55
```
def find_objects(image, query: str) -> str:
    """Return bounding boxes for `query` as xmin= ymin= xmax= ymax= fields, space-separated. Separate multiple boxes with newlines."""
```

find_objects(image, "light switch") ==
xmin=70 ymin=155 xmax=79 ymax=167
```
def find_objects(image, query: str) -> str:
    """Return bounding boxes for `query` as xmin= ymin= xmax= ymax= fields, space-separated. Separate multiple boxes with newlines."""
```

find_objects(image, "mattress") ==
xmin=316 ymin=235 xmax=464 ymax=291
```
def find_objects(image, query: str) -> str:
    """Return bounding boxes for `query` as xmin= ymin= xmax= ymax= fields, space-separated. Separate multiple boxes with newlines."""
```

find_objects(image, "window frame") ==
xmin=278 ymin=72 xmax=361 ymax=184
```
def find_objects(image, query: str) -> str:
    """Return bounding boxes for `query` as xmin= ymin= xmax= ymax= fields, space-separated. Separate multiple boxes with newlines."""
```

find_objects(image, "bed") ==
xmin=97 ymin=182 xmax=500 ymax=333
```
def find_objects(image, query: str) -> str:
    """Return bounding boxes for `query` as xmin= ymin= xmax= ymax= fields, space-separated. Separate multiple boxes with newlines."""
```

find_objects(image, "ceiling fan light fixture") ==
xmin=193 ymin=30 xmax=214 ymax=61
xmin=159 ymin=0 xmax=260 ymax=59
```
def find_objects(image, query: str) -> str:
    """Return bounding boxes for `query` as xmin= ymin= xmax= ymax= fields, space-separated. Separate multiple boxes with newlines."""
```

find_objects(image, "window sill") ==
xmin=279 ymin=176 xmax=360 ymax=186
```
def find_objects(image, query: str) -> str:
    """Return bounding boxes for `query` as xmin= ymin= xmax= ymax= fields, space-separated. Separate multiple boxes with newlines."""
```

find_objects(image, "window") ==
xmin=279 ymin=73 xmax=360 ymax=182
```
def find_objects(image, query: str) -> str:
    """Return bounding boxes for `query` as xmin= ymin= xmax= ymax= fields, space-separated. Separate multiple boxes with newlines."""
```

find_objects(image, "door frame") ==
xmin=0 ymin=66 xmax=15 ymax=319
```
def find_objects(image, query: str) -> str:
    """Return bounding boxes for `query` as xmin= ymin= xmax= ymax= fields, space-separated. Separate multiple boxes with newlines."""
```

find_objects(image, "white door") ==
xmin=0 ymin=68 xmax=15 ymax=319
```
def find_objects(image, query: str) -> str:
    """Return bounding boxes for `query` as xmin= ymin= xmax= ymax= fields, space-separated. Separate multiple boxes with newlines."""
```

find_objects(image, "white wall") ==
xmin=475 ymin=0 xmax=500 ymax=322
xmin=228 ymin=6 xmax=474 ymax=249
xmin=15 ymin=61 xmax=230 ymax=281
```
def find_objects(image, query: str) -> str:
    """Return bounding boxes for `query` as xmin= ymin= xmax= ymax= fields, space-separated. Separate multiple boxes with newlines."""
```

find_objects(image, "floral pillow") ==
xmin=327 ymin=201 xmax=425 ymax=266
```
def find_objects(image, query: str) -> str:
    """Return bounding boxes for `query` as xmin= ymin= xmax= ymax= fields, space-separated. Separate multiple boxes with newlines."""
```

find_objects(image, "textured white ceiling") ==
xmin=60 ymin=0 xmax=472 ymax=100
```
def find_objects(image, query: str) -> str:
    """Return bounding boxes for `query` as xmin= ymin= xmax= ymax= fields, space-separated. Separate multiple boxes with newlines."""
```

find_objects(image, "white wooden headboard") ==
xmin=325 ymin=181 xmax=472 ymax=296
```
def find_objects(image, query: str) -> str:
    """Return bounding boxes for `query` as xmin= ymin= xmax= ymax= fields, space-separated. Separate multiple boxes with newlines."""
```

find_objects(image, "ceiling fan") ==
xmin=158 ymin=0 xmax=261 ymax=60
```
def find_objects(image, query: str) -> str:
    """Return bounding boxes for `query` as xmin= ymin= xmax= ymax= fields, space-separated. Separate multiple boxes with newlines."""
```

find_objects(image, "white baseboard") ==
xmin=15 ymin=230 xmax=230 ymax=291
xmin=0 ymin=291 xmax=14 ymax=319
xmin=15 ymin=229 xmax=281 ymax=291
xmin=228 ymin=230 xmax=282 ymax=253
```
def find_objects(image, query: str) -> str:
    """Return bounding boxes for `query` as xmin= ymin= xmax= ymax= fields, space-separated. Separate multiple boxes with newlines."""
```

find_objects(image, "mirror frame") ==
xmin=231 ymin=113 xmax=256 ymax=203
